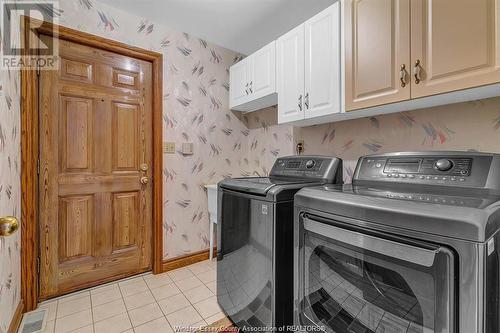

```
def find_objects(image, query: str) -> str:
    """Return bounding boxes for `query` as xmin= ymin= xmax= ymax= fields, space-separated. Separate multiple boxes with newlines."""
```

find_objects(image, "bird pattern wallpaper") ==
xmin=295 ymin=97 xmax=500 ymax=182
xmin=1 ymin=0 xmax=500 ymax=330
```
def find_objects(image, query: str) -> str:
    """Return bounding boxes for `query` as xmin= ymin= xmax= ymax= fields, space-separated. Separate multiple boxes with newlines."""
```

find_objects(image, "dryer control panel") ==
xmin=354 ymin=152 xmax=500 ymax=190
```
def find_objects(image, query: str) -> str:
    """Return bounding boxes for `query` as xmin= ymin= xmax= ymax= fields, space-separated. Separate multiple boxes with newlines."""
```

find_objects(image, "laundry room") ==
xmin=0 ymin=1 xmax=499 ymax=333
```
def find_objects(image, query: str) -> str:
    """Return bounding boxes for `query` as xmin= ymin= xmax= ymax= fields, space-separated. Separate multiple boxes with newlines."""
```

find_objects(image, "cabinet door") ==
xmin=345 ymin=0 xmax=410 ymax=111
xmin=249 ymin=41 xmax=276 ymax=100
xmin=229 ymin=59 xmax=250 ymax=109
xmin=411 ymin=0 xmax=500 ymax=98
xmin=304 ymin=3 xmax=341 ymax=118
xmin=277 ymin=24 xmax=305 ymax=123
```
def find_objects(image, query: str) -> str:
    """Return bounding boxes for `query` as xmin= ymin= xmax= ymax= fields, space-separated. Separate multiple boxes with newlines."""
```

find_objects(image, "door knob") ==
xmin=0 ymin=216 xmax=19 ymax=237
xmin=140 ymin=177 xmax=149 ymax=185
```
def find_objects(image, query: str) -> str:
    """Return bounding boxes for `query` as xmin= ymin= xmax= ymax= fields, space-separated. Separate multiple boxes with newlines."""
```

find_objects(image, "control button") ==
xmin=442 ymin=177 xmax=447 ymax=181
xmin=392 ymin=174 xmax=399 ymax=178
xmin=305 ymin=160 xmax=316 ymax=169
xmin=434 ymin=176 xmax=439 ymax=180
xmin=387 ymin=174 xmax=392 ymax=178
xmin=408 ymin=175 xmax=415 ymax=179
xmin=375 ymin=163 xmax=382 ymax=168
xmin=419 ymin=176 xmax=425 ymax=179
xmin=435 ymin=159 xmax=454 ymax=171
xmin=400 ymin=174 xmax=407 ymax=178
xmin=426 ymin=176 xmax=431 ymax=180
xmin=460 ymin=169 xmax=469 ymax=175
xmin=451 ymin=177 xmax=457 ymax=181
xmin=459 ymin=178 xmax=466 ymax=182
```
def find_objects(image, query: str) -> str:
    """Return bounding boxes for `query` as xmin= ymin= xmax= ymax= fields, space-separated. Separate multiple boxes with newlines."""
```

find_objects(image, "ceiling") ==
xmin=97 ymin=0 xmax=336 ymax=54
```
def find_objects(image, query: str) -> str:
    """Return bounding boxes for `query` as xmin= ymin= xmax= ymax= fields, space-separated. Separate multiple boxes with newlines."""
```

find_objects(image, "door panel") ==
xmin=112 ymin=192 xmax=139 ymax=252
xmin=58 ymin=196 xmax=94 ymax=261
xmin=60 ymin=96 xmax=94 ymax=172
xmin=345 ymin=0 xmax=411 ymax=111
xmin=411 ymin=0 xmax=500 ymax=98
xmin=39 ymin=35 xmax=153 ymax=299
xmin=250 ymin=41 xmax=276 ymax=100
xmin=229 ymin=59 xmax=250 ymax=108
xmin=304 ymin=3 xmax=341 ymax=118
xmin=277 ymin=24 xmax=305 ymax=123
xmin=112 ymin=102 xmax=139 ymax=171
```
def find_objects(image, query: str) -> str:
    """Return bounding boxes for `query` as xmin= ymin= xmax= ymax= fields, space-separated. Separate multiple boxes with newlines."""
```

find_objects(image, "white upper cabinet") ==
xmin=277 ymin=3 xmax=341 ymax=124
xmin=250 ymin=42 xmax=276 ymax=100
xmin=229 ymin=58 xmax=250 ymax=109
xmin=304 ymin=2 xmax=341 ymax=118
xmin=229 ymin=41 xmax=277 ymax=112
xmin=277 ymin=24 xmax=305 ymax=123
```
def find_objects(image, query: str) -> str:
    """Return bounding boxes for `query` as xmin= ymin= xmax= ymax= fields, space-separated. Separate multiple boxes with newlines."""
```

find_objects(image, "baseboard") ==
xmin=8 ymin=300 xmax=24 ymax=333
xmin=162 ymin=248 xmax=216 ymax=272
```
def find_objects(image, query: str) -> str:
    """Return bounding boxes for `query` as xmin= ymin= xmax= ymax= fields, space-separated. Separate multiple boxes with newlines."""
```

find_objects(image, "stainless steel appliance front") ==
xmin=294 ymin=151 xmax=500 ymax=333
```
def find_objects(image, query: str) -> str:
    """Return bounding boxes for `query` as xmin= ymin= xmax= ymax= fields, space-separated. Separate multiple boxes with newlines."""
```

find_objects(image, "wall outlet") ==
xmin=164 ymin=142 xmax=176 ymax=154
xmin=296 ymin=140 xmax=305 ymax=154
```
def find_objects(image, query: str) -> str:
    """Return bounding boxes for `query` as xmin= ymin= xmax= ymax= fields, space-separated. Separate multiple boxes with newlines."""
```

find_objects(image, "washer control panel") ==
xmin=270 ymin=155 xmax=342 ymax=182
xmin=354 ymin=152 xmax=496 ymax=189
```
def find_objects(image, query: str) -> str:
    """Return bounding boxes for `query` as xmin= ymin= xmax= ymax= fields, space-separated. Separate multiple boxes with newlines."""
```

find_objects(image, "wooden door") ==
xmin=39 ymin=35 xmax=153 ymax=299
xmin=344 ymin=0 xmax=410 ymax=111
xmin=249 ymin=41 xmax=276 ymax=100
xmin=229 ymin=58 xmax=250 ymax=108
xmin=304 ymin=3 xmax=341 ymax=118
xmin=277 ymin=24 xmax=305 ymax=123
xmin=411 ymin=0 xmax=500 ymax=98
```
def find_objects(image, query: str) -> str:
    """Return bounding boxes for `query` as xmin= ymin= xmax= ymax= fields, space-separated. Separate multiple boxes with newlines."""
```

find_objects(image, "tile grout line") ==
xmin=117 ymin=277 xmax=139 ymax=333
xmin=88 ymin=288 xmax=95 ymax=333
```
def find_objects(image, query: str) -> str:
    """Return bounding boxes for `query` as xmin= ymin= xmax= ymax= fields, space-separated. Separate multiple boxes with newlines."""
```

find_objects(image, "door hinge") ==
xmin=36 ymin=159 xmax=40 ymax=175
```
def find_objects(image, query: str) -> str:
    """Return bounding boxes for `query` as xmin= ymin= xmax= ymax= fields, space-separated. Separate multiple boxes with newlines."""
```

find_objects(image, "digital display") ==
xmin=384 ymin=159 xmax=421 ymax=173
xmin=285 ymin=161 xmax=301 ymax=169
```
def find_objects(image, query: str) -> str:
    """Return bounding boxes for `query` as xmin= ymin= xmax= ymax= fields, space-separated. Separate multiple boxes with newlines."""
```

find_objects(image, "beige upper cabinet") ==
xmin=411 ymin=0 xmax=500 ymax=98
xmin=344 ymin=0 xmax=411 ymax=111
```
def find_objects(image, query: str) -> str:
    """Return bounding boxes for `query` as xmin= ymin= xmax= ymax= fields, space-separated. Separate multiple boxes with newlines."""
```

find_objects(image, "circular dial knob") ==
xmin=435 ymin=159 xmax=453 ymax=171
xmin=305 ymin=160 xmax=316 ymax=169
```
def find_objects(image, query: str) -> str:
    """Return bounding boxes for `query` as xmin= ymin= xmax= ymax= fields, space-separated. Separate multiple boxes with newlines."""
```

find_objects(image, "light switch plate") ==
xmin=164 ymin=142 xmax=175 ymax=154
xmin=182 ymin=142 xmax=194 ymax=155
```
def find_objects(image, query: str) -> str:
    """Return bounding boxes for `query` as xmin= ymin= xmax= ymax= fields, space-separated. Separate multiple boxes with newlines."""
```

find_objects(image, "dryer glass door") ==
xmin=296 ymin=216 xmax=455 ymax=333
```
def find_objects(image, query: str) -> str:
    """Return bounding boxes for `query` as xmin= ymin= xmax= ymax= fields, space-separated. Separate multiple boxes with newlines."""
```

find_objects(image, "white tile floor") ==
xmin=28 ymin=259 xmax=224 ymax=333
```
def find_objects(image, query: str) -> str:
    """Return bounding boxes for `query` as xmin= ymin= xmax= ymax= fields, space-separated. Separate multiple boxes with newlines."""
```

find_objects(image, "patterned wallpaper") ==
xmin=295 ymin=97 xmax=500 ymax=183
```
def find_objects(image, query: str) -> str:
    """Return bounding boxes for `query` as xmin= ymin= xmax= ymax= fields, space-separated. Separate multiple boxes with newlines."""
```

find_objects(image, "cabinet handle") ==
xmin=400 ymin=64 xmax=408 ymax=87
xmin=304 ymin=93 xmax=309 ymax=109
xmin=245 ymin=82 xmax=249 ymax=95
xmin=249 ymin=81 xmax=253 ymax=94
xmin=413 ymin=60 xmax=422 ymax=84
xmin=298 ymin=94 xmax=303 ymax=111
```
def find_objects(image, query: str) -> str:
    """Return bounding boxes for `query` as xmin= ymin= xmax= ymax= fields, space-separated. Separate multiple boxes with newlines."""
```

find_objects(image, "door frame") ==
xmin=20 ymin=16 xmax=164 ymax=311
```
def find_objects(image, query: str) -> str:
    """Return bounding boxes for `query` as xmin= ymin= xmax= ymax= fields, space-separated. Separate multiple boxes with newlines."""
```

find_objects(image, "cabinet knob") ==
xmin=140 ymin=176 xmax=149 ymax=185
xmin=414 ymin=60 xmax=422 ymax=84
xmin=0 ymin=216 xmax=19 ymax=237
